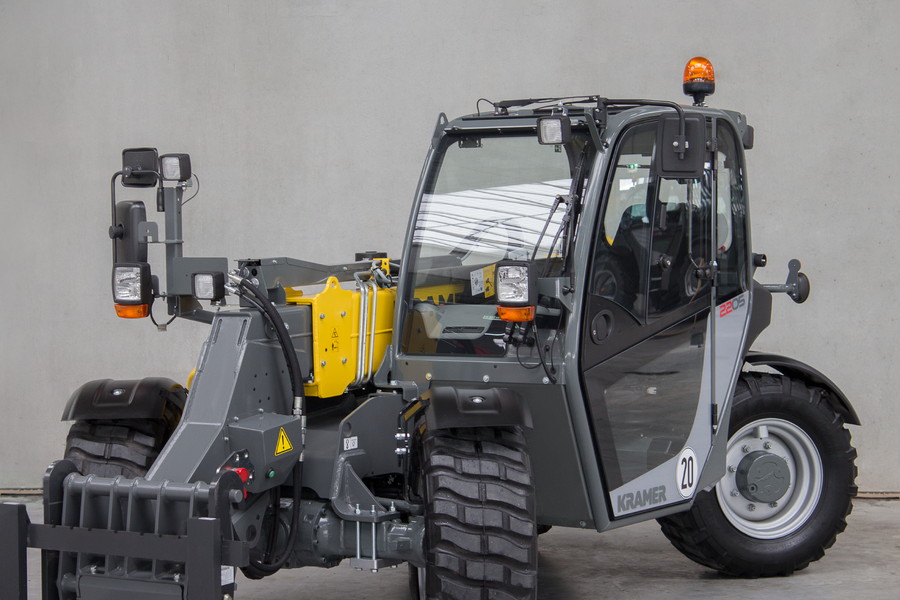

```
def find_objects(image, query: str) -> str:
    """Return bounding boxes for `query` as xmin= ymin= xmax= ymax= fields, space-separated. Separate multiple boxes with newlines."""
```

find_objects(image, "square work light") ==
xmin=160 ymin=154 xmax=192 ymax=181
xmin=537 ymin=117 xmax=571 ymax=145
xmin=192 ymin=272 xmax=226 ymax=301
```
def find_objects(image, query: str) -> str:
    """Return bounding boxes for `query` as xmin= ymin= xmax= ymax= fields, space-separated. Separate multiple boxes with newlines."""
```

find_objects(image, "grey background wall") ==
xmin=1 ymin=1 xmax=897 ymax=491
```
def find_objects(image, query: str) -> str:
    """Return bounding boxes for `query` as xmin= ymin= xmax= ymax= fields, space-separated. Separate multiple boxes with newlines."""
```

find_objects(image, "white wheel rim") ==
xmin=716 ymin=418 xmax=823 ymax=539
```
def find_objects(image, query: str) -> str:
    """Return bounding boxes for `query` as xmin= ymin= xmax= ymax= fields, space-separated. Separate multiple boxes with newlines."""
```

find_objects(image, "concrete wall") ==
xmin=1 ymin=1 xmax=897 ymax=491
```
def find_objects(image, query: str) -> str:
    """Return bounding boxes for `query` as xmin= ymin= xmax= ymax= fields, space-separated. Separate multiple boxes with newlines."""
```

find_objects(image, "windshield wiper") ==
xmin=530 ymin=145 xmax=590 ymax=277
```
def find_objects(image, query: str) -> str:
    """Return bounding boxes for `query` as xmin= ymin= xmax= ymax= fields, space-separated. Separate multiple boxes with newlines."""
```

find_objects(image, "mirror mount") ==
xmin=656 ymin=114 xmax=705 ymax=180
xmin=762 ymin=259 xmax=811 ymax=304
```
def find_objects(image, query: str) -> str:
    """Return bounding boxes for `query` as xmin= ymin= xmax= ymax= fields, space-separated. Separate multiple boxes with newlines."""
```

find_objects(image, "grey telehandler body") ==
xmin=1 ymin=58 xmax=858 ymax=600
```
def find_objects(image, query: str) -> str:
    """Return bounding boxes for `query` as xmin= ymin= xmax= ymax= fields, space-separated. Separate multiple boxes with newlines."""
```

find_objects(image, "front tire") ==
xmin=658 ymin=373 xmax=857 ymax=577
xmin=64 ymin=419 xmax=172 ymax=479
xmin=417 ymin=427 xmax=537 ymax=600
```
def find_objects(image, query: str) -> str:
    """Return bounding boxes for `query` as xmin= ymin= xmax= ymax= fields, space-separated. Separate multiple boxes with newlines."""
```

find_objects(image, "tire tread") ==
xmin=64 ymin=419 xmax=167 ymax=479
xmin=423 ymin=428 xmax=537 ymax=600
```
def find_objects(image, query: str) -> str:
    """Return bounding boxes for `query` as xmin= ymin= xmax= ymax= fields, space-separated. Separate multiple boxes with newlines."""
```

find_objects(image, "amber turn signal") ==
xmin=497 ymin=305 xmax=536 ymax=322
xmin=114 ymin=304 xmax=149 ymax=319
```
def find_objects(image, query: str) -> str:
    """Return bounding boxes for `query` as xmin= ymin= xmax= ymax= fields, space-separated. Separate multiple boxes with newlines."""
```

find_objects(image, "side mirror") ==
xmin=110 ymin=200 xmax=148 ymax=263
xmin=761 ymin=259 xmax=810 ymax=304
xmin=121 ymin=148 xmax=159 ymax=188
xmin=790 ymin=270 xmax=810 ymax=304
xmin=656 ymin=115 xmax=705 ymax=180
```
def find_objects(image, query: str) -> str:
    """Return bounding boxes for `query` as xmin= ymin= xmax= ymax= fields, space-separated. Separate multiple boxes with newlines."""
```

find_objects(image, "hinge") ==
xmin=695 ymin=263 xmax=718 ymax=281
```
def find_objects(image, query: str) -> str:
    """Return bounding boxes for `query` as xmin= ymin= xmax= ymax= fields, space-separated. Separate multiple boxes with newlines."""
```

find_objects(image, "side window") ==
xmin=590 ymin=122 xmax=655 ymax=318
xmin=715 ymin=122 xmax=749 ymax=300
xmin=647 ymin=128 xmax=711 ymax=317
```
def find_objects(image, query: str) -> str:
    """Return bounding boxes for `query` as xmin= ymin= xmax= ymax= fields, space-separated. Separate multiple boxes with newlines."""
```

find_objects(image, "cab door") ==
xmin=579 ymin=119 xmax=717 ymax=519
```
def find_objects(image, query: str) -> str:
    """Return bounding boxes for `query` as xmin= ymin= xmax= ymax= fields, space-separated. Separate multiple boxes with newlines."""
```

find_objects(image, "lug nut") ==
xmin=770 ymin=501 xmax=778 ymax=508
xmin=764 ymin=442 xmax=772 ymax=450
xmin=747 ymin=503 xmax=756 ymax=511
xmin=728 ymin=466 xmax=736 ymax=473
xmin=730 ymin=490 xmax=739 ymax=497
xmin=742 ymin=445 xmax=751 ymax=453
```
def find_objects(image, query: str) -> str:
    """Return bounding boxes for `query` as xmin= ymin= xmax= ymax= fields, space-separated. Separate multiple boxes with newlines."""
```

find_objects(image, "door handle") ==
xmin=591 ymin=311 xmax=614 ymax=345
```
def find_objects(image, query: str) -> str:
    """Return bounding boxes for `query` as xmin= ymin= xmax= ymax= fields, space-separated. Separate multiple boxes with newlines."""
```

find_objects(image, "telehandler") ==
xmin=1 ymin=57 xmax=858 ymax=600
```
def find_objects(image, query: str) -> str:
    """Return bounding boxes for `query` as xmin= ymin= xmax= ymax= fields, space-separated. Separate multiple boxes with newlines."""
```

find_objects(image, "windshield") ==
xmin=400 ymin=131 xmax=593 ymax=356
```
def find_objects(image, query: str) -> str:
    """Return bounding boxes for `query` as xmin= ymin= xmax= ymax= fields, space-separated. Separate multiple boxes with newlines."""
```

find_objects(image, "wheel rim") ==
xmin=716 ymin=418 xmax=823 ymax=539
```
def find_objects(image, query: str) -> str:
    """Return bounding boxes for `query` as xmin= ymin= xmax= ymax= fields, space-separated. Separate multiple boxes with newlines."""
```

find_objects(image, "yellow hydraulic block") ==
xmin=287 ymin=276 xmax=395 ymax=399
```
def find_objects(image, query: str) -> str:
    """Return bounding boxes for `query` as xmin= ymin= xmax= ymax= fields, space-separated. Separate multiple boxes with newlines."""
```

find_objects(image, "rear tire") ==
xmin=64 ymin=419 xmax=171 ymax=479
xmin=418 ymin=427 xmax=537 ymax=600
xmin=658 ymin=373 xmax=857 ymax=577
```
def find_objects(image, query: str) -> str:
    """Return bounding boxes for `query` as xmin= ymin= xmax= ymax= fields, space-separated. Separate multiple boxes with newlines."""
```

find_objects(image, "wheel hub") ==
xmin=735 ymin=451 xmax=790 ymax=503
xmin=716 ymin=418 xmax=824 ymax=539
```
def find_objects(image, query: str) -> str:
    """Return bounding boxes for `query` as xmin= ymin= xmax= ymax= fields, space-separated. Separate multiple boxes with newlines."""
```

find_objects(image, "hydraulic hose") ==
xmin=235 ymin=277 xmax=304 ymax=413
xmin=249 ymin=461 xmax=303 ymax=574
xmin=230 ymin=276 xmax=306 ymax=574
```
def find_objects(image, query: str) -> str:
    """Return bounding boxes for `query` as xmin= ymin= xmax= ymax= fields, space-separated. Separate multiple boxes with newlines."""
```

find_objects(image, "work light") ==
xmin=537 ymin=117 xmax=571 ymax=145
xmin=160 ymin=154 xmax=192 ymax=181
xmin=192 ymin=272 xmax=226 ymax=302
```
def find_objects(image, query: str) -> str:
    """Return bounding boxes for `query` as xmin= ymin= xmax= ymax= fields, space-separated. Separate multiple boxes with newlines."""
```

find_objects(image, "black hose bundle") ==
xmin=232 ymin=276 xmax=305 ymax=576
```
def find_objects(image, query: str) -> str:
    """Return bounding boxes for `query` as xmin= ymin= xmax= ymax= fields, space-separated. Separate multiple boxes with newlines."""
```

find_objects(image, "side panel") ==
xmin=429 ymin=381 xmax=594 ymax=529
xmin=585 ymin=312 xmax=709 ymax=518
xmin=147 ymin=307 xmax=312 ymax=484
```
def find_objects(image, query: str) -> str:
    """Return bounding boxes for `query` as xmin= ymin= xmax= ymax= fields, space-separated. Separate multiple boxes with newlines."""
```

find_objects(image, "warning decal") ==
xmin=483 ymin=264 xmax=495 ymax=297
xmin=470 ymin=268 xmax=485 ymax=295
xmin=275 ymin=427 xmax=294 ymax=455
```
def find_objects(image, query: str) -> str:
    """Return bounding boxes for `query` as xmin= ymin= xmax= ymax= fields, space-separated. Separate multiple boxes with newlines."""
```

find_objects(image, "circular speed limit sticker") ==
xmin=676 ymin=447 xmax=698 ymax=498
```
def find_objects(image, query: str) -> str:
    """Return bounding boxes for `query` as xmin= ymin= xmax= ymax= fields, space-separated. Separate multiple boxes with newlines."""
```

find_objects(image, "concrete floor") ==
xmin=11 ymin=497 xmax=900 ymax=600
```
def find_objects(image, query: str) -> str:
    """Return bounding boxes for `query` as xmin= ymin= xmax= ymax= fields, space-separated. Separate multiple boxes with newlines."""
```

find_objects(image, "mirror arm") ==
xmin=109 ymin=171 xmax=123 ymax=263
xmin=762 ymin=259 xmax=809 ymax=303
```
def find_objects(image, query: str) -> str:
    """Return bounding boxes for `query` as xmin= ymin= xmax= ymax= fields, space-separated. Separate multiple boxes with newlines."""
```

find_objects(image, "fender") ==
xmin=61 ymin=377 xmax=187 ymax=423
xmin=423 ymin=387 xmax=533 ymax=431
xmin=743 ymin=352 xmax=860 ymax=425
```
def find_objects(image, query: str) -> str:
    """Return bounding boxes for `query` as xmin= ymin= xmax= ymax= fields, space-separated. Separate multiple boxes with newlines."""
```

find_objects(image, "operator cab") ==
xmin=397 ymin=57 xmax=760 ymax=521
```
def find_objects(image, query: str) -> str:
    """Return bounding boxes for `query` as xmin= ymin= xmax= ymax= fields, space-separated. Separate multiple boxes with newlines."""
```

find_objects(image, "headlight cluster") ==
xmin=112 ymin=263 xmax=151 ymax=318
xmin=496 ymin=261 xmax=537 ymax=322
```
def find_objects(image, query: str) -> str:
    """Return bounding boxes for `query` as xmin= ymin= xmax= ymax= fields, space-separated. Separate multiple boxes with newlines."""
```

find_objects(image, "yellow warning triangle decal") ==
xmin=275 ymin=427 xmax=293 ymax=455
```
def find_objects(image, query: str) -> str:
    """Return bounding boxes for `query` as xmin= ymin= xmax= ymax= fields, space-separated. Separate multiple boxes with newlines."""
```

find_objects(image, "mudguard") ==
xmin=423 ymin=386 xmax=533 ymax=431
xmin=744 ymin=352 xmax=860 ymax=425
xmin=61 ymin=377 xmax=187 ymax=422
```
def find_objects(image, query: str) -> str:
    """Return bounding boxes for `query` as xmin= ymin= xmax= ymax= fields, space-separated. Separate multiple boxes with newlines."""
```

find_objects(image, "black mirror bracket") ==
xmin=762 ymin=259 xmax=810 ymax=304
